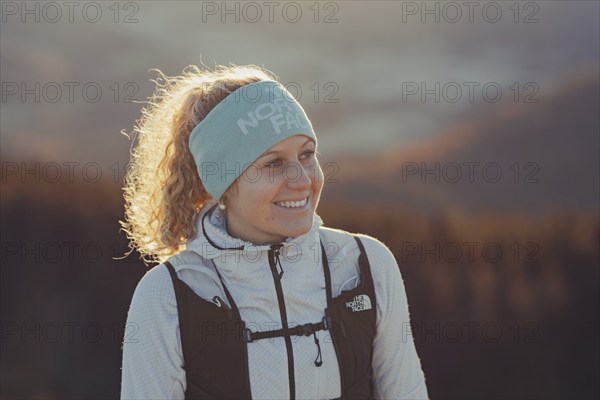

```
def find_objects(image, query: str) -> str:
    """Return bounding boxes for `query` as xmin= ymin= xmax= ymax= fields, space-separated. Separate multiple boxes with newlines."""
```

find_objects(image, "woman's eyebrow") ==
xmin=256 ymin=138 xmax=314 ymax=159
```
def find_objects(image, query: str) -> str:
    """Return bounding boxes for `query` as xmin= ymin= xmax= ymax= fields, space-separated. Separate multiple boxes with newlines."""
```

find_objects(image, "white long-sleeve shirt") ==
xmin=120 ymin=200 xmax=429 ymax=399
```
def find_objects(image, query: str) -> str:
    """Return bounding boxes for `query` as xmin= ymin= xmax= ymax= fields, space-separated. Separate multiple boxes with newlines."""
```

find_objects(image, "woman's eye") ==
xmin=265 ymin=159 xmax=283 ymax=168
xmin=302 ymin=150 xmax=316 ymax=160
xmin=265 ymin=150 xmax=317 ymax=168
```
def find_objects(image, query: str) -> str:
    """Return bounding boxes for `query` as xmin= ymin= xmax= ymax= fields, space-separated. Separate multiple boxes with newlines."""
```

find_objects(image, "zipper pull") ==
xmin=313 ymin=331 xmax=323 ymax=367
xmin=212 ymin=296 xmax=223 ymax=307
xmin=271 ymin=243 xmax=285 ymax=279
xmin=272 ymin=243 xmax=283 ymax=257
xmin=212 ymin=295 xmax=232 ymax=320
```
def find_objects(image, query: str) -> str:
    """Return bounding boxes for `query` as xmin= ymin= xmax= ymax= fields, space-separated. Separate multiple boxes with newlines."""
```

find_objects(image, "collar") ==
xmin=185 ymin=198 xmax=324 ymax=262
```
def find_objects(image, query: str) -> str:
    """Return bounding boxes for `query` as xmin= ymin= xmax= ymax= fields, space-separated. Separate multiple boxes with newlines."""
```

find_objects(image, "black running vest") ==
xmin=164 ymin=233 xmax=377 ymax=400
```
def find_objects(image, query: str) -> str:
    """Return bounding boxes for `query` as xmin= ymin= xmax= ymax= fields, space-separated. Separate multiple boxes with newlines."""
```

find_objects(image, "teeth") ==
xmin=275 ymin=197 xmax=308 ymax=208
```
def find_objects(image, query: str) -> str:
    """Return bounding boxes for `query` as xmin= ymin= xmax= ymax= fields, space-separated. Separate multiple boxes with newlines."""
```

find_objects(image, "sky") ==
xmin=1 ymin=1 xmax=599 ymax=165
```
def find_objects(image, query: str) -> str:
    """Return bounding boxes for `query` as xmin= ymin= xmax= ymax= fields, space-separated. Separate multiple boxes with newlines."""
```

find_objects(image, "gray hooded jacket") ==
xmin=120 ymin=199 xmax=429 ymax=399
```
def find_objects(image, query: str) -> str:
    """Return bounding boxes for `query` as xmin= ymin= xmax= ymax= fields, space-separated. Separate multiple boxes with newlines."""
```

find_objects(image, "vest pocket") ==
xmin=181 ymin=299 xmax=251 ymax=399
xmin=328 ymin=285 xmax=376 ymax=399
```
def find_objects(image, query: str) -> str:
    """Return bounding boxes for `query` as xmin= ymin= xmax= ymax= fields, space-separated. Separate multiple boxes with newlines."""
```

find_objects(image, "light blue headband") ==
xmin=188 ymin=80 xmax=317 ymax=201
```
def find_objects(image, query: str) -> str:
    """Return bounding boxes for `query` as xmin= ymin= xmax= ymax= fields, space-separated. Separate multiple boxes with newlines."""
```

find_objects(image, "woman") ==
xmin=120 ymin=64 xmax=429 ymax=400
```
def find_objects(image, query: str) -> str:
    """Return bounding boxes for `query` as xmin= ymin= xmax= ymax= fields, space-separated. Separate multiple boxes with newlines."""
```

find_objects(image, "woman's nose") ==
xmin=284 ymin=162 xmax=312 ymax=188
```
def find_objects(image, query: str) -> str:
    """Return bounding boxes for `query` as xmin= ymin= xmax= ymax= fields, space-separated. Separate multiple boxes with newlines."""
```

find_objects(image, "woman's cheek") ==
xmin=266 ymin=167 xmax=283 ymax=184
xmin=311 ymin=161 xmax=325 ymax=185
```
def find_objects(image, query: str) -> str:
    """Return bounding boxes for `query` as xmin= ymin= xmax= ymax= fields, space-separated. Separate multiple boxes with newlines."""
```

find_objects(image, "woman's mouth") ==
xmin=273 ymin=195 xmax=310 ymax=211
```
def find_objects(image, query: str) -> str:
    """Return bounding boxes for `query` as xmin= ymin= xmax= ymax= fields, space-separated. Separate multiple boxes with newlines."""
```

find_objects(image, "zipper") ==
xmin=268 ymin=243 xmax=296 ymax=400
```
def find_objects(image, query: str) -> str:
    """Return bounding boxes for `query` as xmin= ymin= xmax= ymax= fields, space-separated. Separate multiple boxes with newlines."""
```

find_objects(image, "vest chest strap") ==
xmin=243 ymin=315 xmax=332 ymax=343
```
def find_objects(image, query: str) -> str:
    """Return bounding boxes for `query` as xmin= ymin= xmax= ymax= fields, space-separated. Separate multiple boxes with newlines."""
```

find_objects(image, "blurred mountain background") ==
xmin=1 ymin=1 xmax=598 ymax=399
xmin=324 ymin=69 xmax=599 ymax=215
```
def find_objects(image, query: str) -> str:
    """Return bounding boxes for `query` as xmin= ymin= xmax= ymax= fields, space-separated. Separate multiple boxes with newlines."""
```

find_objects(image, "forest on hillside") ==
xmin=2 ymin=173 xmax=598 ymax=399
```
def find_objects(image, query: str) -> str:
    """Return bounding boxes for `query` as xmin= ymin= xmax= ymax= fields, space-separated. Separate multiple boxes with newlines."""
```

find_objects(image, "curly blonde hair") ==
xmin=120 ymin=64 xmax=279 ymax=265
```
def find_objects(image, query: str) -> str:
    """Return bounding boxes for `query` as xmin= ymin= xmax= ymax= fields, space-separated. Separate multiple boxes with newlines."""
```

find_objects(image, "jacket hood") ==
xmin=185 ymin=198 xmax=324 ymax=262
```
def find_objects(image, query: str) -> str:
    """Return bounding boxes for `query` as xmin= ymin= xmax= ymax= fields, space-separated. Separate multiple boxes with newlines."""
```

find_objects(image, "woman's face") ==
xmin=223 ymin=134 xmax=324 ymax=245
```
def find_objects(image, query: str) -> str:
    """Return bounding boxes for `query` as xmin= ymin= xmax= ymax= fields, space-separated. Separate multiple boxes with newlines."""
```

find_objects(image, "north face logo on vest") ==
xmin=345 ymin=294 xmax=372 ymax=312
xmin=237 ymin=89 xmax=309 ymax=136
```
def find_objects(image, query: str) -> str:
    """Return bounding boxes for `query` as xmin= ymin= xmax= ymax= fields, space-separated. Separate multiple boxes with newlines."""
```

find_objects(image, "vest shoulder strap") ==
xmin=318 ymin=229 xmax=377 ymax=302
xmin=163 ymin=259 xmax=178 ymax=282
xmin=352 ymin=235 xmax=376 ymax=292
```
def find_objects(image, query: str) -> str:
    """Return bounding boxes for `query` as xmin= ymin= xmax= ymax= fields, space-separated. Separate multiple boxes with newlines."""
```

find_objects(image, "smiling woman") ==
xmin=119 ymin=64 xmax=429 ymax=400
xmin=224 ymin=135 xmax=324 ymax=245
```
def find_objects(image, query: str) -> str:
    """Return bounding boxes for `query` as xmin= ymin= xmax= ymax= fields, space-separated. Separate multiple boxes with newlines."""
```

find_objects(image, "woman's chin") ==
xmin=278 ymin=220 xmax=312 ymax=239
